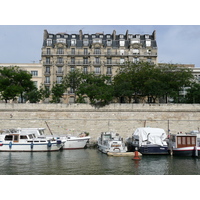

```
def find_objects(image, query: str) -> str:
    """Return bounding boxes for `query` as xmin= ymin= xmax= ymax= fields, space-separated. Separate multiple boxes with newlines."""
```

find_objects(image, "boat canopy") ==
xmin=133 ymin=127 xmax=167 ymax=146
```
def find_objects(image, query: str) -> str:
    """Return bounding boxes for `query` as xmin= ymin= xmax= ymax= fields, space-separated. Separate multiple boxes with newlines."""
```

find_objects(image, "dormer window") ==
xmin=93 ymin=38 xmax=102 ymax=43
xmin=107 ymin=35 xmax=111 ymax=38
xmin=64 ymin=34 xmax=68 ymax=38
xmin=71 ymin=39 xmax=76 ymax=46
xmin=145 ymin=34 xmax=149 ymax=39
xmin=56 ymin=35 xmax=61 ymax=38
xmin=99 ymin=35 xmax=103 ymax=38
xmin=83 ymin=39 xmax=89 ymax=46
xmin=57 ymin=38 xmax=66 ymax=43
xmin=84 ymin=35 xmax=88 ymax=38
xmin=131 ymin=39 xmax=140 ymax=44
xmin=136 ymin=34 xmax=140 ymax=39
xmin=120 ymin=34 xmax=124 ymax=39
xmin=146 ymin=39 xmax=151 ymax=47
xmin=72 ymin=35 xmax=76 ymax=38
xmin=49 ymin=35 xmax=53 ymax=38
xmin=47 ymin=39 xmax=52 ymax=46
xmin=119 ymin=40 xmax=125 ymax=46
xmin=107 ymin=40 xmax=112 ymax=46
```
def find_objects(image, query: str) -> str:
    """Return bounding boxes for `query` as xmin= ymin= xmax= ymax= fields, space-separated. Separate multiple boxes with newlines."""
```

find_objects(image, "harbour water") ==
xmin=1 ymin=148 xmax=200 ymax=175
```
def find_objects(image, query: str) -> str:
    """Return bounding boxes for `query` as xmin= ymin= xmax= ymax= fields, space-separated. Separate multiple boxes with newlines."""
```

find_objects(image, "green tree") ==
xmin=185 ymin=82 xmax=200 ymax=103
xmin=62 ymin=69 xmax=84 ymax=102
xmin=0 ymin=66 xmax=36 ymax=103
xmin=77 ymin=73 xmax=114 ymax=107
xmin=50 ymin=83 xmax=65 ymax=103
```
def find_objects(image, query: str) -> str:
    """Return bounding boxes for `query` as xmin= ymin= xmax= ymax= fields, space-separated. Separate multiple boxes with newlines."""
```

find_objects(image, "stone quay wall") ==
xmin=0 ymin=103 xmax=200 ymax=143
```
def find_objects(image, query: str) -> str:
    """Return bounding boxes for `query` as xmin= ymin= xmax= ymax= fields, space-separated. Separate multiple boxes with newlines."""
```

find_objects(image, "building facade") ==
xmin=41 ymin=29 xmax=158 ymax=93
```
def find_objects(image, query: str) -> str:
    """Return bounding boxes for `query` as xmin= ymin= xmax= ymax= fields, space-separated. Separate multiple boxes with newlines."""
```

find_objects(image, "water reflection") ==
xmin=0 ymin=149 xmax=200 ymax=175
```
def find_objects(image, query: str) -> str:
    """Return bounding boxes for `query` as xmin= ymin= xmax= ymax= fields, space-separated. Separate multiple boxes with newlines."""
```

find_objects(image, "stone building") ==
xmin=41 ymin=29 xmax=158 ymax=94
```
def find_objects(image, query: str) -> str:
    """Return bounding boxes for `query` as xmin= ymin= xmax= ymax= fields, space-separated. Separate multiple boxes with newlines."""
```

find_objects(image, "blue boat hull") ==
xmin=139 ymin=145 xmax=169 ymax=155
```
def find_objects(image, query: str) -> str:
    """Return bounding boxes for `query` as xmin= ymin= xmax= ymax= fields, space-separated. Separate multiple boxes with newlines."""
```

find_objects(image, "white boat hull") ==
xmin=0 ymin=141 xmax=63 ymax=152
xmin=62 ymin=136 xmax=90 ymax=150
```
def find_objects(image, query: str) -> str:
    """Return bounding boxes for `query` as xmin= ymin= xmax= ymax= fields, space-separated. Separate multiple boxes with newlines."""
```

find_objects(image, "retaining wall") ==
xmin=0 ymin=103 xmax=200 ymax=142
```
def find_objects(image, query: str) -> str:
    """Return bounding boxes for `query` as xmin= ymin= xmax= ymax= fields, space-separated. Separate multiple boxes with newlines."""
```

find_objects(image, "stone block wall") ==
xmin=0 ymin=103 xmax=200 ymax=142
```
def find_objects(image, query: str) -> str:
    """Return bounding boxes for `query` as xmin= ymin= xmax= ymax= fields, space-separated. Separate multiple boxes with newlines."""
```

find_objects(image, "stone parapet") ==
xmin=0 ymin=103 xmax=200 ymax=142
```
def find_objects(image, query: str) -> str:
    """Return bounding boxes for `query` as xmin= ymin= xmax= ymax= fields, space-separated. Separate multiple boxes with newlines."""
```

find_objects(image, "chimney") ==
xmin=43 ymin=29 xmax=49 ymax=40
xmin=79 ymin=29 xmax=83 ymax=40
xmin=112 ymin=30 xmax=116 ymax=40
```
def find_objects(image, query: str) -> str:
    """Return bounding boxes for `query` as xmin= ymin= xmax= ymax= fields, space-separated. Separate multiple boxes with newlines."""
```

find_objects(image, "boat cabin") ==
xmin=2 ymin=134 xmax=36 ymax=142
xmin=170 ymin=134 xmax=197 ymax=148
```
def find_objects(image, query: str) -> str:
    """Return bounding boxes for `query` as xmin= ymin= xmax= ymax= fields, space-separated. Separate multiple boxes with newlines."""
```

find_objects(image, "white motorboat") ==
xmin=97 ymin=132 xmax=127 ymax=154
xmin=15 ymin=128 xmax=90 ymax=150
xmin=0 ymin=130 xmax=64 ymax=152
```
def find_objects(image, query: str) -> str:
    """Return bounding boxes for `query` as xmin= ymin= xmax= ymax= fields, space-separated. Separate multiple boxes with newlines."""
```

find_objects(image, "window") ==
xmin=120 ymin=34 xmax=124 ymax=39
xmin=56 ymin=34 xmax=60 ymax=38
xmin=119 ymin=40 xmax=125 ymax=46
xmin=46 ymin=57 xmax=50 ymax=64
xmin=107 ymin=48 xmax=111 ymax=55
xmin=47 ymin=39 xmax=52 ymax=46
xmin=83 ymin=58 xmax=88 ymax=64
xmin=107 ymin=58 xmax=112 ymax=64
xmin=57 ymin=67 xmax=63 ymax=73
xmin=71 ymin=48 xmax=75 ymax=55
xmin=47 ymin=48 xmax=51 ymax=55
xmin=57 ymin=39 xmax=66 ymax=43
xmin=71 ymin=39 xmax=76 ymax=46
xmin=31 ymin=71 xmax=38 ymax=77
xmin=84 ymin=48 xmax=88 ymax=55
xmin=45 ymin=77 xmax=50 ymax=84
xmin=83 ymin=39 xmax=89 ymax=46
xmin=46 ymin=67 xmax=50 ymax=73
xmin=57 ymin=48 xmax=64 ymax=54
xmin=95 ymin=67 xmax=101 ymax=74
xmin=20 ymin=135 xmax=28 ymax=139
xmin=57 ymin=76 xmax=62 ymax=84
xmin=120 ymin=58 xmax=125 ymax=64
xmin=131 ymin=39 xmax=140 ymax=44
xmin=107 ymin=35 xmax=111 ymax=38
xmin=57 ymin=57 xmax=63 ymax=64
xmin=94 ymin=48 xmax=101 ymax=54
xmin=95 ymin=57 xmax=100 ymax=64
xmin=93 ymin=39 xmax=102 ymax=43
xmin=72 ymin=35 xmax=76 ymax=38
xmin=83 ymin=67 xmax=88 ymax=74
xmin=107 ymin=40 xmax=112 ymax=46
xmin=5 ymin=135 xmax=13 ymax=141
xmin=133 ymin=57 xmax=139 ymax=63
xmin=84 ymin=35 xmax=88 ymax=38
xmin=107 ymin=67 xmax=112 ymax=75
xmin=146 ymin=40 xmax=151 ymax=47
xmin=71 ymin=58 xmax=75 ymax=64
xmin=64 ymin=34 xmax=68 ymax=38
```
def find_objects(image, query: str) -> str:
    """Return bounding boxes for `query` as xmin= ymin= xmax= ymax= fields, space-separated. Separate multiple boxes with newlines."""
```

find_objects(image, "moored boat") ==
xmin=168 ymin=133 xmax=200 ymax=157
xmin=97 ymin=132 xmax=127 ymax=154
xmin=126 ymin=127 xmax=168 ymax=155
xmin=16 ymin=128 xmax=90 ymax=150
xmin=0 ymin=130 xmax=64 ymax=152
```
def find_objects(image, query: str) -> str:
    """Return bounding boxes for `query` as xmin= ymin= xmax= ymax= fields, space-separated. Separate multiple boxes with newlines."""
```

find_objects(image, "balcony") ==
xmin=43 ymin=62 xmax=52 ymax=66
xmin=56 ymin=62 xmax=64 ymax=66
xmin=56 ymin=71 xmax=64 ymax=75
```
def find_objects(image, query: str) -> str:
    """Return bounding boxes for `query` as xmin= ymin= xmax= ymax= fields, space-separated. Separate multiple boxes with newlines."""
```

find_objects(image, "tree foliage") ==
xmin=0 ymin=66 xmax=36 ymax=103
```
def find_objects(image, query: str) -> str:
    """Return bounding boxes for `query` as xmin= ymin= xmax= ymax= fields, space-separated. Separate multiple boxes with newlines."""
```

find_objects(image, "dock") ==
xmin=107 ymin=152 xmax=142 ymax=157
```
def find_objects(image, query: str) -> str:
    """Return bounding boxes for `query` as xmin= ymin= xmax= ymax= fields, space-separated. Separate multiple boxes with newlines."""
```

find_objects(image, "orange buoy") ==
xmin=132 ymin=148 xmax=141 ymax=160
